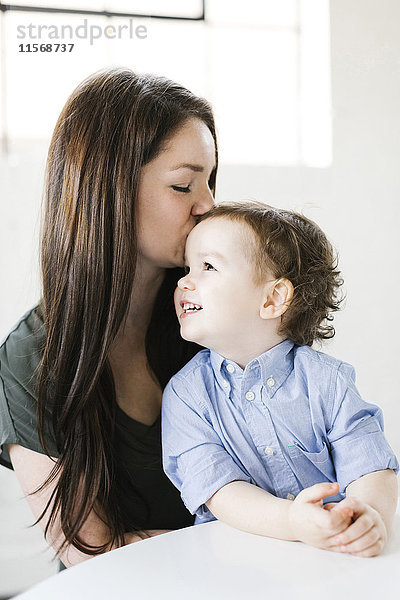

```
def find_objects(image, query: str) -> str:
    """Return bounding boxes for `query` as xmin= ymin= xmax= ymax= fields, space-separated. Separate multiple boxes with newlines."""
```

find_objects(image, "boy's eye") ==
xmin=172 ymin=185 xmax=191 ymax=193
xmin=203 ymin=262 xmax=216 ymax=271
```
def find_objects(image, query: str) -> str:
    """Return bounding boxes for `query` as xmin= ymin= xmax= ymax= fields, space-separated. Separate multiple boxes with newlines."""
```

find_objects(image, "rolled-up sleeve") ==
xmin=162 ymin=376 xmax=251 ymax=518
xmin=328 ymin=362 xmax=399 ymax=492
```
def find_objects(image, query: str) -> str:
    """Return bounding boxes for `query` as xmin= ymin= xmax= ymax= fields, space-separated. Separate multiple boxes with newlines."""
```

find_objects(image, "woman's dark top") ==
xmin=0 ymin=268 xmax=202 ymax=531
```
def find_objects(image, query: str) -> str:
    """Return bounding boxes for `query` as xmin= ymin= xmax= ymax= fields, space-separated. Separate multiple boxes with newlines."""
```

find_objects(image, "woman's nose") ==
xmin=178 ymin=275 xmax=195 ymax=291
xmin=191 ymin=188 xmax=215 ymax=216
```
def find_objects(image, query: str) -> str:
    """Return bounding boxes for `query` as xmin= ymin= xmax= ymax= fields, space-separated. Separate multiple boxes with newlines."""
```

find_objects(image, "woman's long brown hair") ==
xmin=36 ymin=68 xmax=217 ymax=555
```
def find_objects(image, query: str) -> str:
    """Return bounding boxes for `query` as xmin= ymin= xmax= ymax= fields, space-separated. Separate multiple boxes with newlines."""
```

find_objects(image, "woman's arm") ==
xmin=206 ymin=480 xmax=353 ymax=551
xmin=8 ymin=444 xmax=167 ymax=567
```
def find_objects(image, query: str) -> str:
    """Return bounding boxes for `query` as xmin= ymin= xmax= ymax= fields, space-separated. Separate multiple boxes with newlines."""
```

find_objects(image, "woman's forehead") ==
xmin=161 ymin=119 xmax=215 ymax=163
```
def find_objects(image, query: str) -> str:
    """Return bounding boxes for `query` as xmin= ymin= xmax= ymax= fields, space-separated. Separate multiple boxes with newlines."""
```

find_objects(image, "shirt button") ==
xmin=222 ymin=380 xmax=229 ymax=388
xmin=245 ymin=391 xmax=255 ymax=401
xmin=266 ymin=377 xmax=275 ymax=387
xmin=264 ymin=447 xmax=274 ymax=456
xmin=226 ymin=364 xmax=235 ymax=374
xmin=286 ymin=493 xmax=295 ymax=501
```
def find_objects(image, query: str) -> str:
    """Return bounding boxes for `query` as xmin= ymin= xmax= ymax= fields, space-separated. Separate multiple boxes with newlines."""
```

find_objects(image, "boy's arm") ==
xmin=331 ymin=469 xmax=398 ymax=557
xmin=206 ymin=480 xmax=353 ymax=551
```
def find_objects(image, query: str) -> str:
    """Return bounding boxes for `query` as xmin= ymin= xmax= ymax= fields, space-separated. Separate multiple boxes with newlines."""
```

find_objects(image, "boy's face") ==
xmin=175 ymin=217 xmax=268 ymax=353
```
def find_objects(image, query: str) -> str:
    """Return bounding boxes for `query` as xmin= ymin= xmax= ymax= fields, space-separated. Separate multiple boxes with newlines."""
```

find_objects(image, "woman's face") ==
xmin=136 ymin=118 xmax=216 ymax=269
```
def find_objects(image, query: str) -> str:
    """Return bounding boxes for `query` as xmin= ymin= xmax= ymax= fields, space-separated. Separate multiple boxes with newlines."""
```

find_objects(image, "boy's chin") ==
xmin=179 ymin=327 xmax=206 ymax=347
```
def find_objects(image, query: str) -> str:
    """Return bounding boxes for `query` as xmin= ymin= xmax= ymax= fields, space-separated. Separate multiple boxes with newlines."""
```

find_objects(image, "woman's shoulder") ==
xmin=1 ymin=304 xmax=45 ymax=342
xmin=0 ymin=304 xmax=45 ymax=384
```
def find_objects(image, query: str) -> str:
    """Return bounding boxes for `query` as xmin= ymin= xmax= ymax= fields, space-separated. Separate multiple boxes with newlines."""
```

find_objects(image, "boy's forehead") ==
xmin=186 ymin=217 xmax=251 ymax=259
xmin=197 ymin=217 xmax=248 ymax=241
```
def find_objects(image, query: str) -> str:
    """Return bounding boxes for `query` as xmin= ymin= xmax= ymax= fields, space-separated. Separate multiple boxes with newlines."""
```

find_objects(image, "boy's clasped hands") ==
xmin=290 ymin=481 xmax=386 ymax=557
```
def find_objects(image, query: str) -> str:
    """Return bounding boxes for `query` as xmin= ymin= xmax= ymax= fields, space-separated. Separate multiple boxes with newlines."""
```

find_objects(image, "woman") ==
xmin=0 ymin=68 xmax=218 ymax=566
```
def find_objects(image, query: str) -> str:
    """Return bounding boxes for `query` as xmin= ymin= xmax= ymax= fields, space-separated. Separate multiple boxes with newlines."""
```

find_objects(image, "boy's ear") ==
xmin=259 ymin=278 xmax=294 ymax=320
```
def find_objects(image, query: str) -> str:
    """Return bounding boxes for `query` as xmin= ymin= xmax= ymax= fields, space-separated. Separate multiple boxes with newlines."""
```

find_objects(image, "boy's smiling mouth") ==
xmin=180 ymin=299 xmax=203 ymax=317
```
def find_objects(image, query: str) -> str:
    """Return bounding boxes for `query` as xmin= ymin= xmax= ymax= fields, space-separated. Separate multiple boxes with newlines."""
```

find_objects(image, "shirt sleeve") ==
xmin=162 ymin=375 xmax=251 ymax=518
xmin=0 ymin=307 xmax=58 ymax=468
xmin=0 ymin=347 xmax=48 ymax=468
xmin=0 ymin=372 xmax=19 ymax=467
xmin=328 ymin=362 xmax=399 ymax=492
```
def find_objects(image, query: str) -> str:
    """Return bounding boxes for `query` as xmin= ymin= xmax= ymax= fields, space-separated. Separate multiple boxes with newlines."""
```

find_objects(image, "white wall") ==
xmin=216 ymin=0 xmax=400 ymax=458
xmin=0 ymin=0 xmax=399 ymax=595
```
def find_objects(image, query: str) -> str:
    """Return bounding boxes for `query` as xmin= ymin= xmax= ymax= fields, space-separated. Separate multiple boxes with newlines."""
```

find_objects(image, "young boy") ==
xmin=162 ymin=202 xmax=398 ymax=557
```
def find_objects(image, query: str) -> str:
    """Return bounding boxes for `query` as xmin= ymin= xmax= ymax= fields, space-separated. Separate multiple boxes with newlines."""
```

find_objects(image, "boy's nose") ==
xmin=178 ymin=275 xmax=195 ymax=291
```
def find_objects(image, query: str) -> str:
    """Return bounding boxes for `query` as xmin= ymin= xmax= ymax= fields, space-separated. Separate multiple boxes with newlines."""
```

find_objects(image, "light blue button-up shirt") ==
xmin=162 ymin=340 xmax=398 ymax=523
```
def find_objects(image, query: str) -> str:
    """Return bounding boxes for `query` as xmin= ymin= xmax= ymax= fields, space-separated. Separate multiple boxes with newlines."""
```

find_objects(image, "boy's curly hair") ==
xmin=199 ymin=201 xmax=344 ymax=347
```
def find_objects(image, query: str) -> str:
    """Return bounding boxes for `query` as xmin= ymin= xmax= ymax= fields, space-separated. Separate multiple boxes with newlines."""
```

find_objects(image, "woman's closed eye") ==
xmin=171 ymin=185 xmax=191 ymax=193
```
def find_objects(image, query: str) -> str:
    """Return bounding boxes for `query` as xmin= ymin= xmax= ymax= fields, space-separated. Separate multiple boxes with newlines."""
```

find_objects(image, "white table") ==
xmin=14 ymin=510 xmax=400 ymax=600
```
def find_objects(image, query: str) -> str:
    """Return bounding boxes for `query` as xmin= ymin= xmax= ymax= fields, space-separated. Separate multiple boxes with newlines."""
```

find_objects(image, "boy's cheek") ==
xmin=174 ymin=286 xmax=183 ymax=319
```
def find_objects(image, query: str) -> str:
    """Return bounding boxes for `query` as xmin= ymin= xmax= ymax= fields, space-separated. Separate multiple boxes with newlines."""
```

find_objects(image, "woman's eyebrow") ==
xmin=170 ymin=163 xmax=215 ymax=173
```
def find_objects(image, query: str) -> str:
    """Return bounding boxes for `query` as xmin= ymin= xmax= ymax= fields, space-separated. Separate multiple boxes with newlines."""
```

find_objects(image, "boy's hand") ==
xmin=288 ymin=482 xmax=353 ymax=550
xmin=330 ymin=497 xmax=387 ymax=557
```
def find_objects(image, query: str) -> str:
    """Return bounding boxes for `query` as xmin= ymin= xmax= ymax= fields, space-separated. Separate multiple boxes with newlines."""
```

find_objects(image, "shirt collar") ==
xmin=209 ymin=339 xmax=295 ymax=397
xmin=209 ymin=349 xmax=226 ymax=386
xmin=249 ymin=339 xmax=295 ymax=396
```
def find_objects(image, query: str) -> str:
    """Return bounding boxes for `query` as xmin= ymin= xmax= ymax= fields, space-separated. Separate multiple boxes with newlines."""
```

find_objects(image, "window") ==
xmin=1 ymin=0 xmax=331 ymax=166
xmin=5 ymin=1 xmax=203 ymax=18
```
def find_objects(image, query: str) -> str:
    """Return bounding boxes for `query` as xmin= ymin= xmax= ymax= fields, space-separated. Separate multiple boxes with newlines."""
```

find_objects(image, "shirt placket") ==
xmin=240 ymin=365 xmax=300 ymax=501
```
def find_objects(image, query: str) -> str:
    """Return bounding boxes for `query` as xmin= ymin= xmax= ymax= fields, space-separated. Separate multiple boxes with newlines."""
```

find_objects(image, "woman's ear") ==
xmin=259 ymin=278 xmax=294 ymax=320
